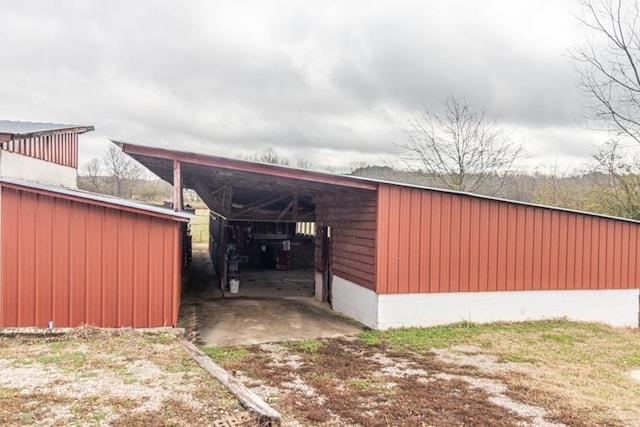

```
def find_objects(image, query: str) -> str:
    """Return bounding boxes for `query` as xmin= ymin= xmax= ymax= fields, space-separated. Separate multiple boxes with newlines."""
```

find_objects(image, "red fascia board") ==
xmin=119 ymin=142 xmax=378 ymax=191
xmin=0 ymin=182 xmax=189 ymax=223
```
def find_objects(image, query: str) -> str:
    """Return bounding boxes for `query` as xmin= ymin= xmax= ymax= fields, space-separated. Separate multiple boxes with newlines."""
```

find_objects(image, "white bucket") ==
xmin=229 ymin=278 xmax=240 ymax=294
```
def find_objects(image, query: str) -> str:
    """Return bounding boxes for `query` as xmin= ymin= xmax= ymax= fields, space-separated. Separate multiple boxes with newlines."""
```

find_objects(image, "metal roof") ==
xmin=118 ymin=141 xmax=640 ymax=225
xmin=0 ymin=120 xmax=94 ymax=140
xmin=0 ymin=178 xmax=192 ymax=222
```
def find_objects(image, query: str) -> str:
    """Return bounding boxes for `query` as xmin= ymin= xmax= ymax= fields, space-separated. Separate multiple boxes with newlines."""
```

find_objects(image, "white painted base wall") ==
xmin=331 ymin=275 xmax=640 ymax=330
xmin=314 ymin=271 xmax=323 ymax=302
xmin=332 ymin=276 xmax=379 ymax=329
xmin=0 ymin=151 xmax=77 ymax=188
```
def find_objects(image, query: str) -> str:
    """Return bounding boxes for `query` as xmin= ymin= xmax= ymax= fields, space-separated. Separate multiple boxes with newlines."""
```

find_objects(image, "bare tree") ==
xmin=81 ymin=157 xmax=102 ymax=191
xmin=103 ymin=145 xmax=143 ymax=197
xmin=397 ymin=95 xmax=522 ymax=194
xmin=573 ymin=0 xmax=640 ymax=143
xmin=294 ymin=156 xmax=313 ymax=169
xmin=254 ymin=147 xmax=290 ymax=166
xmin=591 ymin=139 xmax=640 ymax=218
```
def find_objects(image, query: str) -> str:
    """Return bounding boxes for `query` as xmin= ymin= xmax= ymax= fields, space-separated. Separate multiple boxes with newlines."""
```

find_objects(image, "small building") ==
xmin=0 ymin=120 xmax=93 ymax=188
xmin=0 ymin=121 xmax=190 ymax=329
xmin=122 ymin=142 xmax=640 ymax=330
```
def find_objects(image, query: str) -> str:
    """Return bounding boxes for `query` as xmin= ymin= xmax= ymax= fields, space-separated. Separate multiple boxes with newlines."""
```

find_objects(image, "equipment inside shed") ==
xmin=221 ymin=220 xmax=315 ymax=296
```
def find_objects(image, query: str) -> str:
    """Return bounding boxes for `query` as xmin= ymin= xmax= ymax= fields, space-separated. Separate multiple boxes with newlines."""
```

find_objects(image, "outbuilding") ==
xmin=0 ymin=121 xmax=191 ymax=329
xmin=121 ymin=142 xmax=640 ymax=330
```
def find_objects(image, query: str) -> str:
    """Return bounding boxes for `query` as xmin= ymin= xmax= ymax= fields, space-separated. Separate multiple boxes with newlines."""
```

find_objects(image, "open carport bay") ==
xmin=180 ymin=244 xmax=363 ymax=347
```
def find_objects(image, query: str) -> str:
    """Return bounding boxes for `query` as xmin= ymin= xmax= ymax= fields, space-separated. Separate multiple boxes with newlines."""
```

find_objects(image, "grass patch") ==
xmin=190 ymin=209 xmax=209 ymax=243
xmin=288 ymin=339 xmax=323 ymax=354
xmin=358 ymin=319 xmax=616 ymax=353
xmin=202 ymin=346 xmax=249 ymax=364
xmin=359 ymin=321 xmax=487 ymax=351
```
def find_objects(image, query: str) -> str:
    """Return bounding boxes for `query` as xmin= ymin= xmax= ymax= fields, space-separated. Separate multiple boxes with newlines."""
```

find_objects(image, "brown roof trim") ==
xmin=116 ymin=141 xmax=378 ymax=191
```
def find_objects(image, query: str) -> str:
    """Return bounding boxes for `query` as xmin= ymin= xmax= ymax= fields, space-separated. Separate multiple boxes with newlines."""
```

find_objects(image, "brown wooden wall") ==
xmin=376 ymin=184 xmax=640 ymax=294
xmin=1 ymin=132 xmax=79 ymax=168
xmin=0 ymin=187 xmax=182 ymax=328
xmin=316 ymin=190 xmax=378 ymax=290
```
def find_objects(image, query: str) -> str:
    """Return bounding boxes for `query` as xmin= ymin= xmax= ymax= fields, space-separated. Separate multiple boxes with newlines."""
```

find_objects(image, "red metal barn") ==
xmin=121 ymin=142 xmax=640 ymax=330
xmin=0 ymin=179 xmax=190 ymax=328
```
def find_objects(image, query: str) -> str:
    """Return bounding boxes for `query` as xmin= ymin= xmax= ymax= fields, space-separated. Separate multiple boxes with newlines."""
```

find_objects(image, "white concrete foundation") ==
xmin=0 ymin=151 xmax=77 ymax=188
xmin=332 ymin=276 xmax=379 ymax=329
xmin=331 ymin=275 xmax=640 ymax=330
xmin=314 ymin=271 xmax=323 ymax=302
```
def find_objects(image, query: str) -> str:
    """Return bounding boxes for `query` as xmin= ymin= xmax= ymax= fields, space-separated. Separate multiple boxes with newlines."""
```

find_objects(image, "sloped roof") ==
xmin=0 ymin=178 xmax=191 ymax=222
xmin=118 ymin=141 xmax=640 ymax=225
xmin=0 ymin=120 xmax=94 ymax=141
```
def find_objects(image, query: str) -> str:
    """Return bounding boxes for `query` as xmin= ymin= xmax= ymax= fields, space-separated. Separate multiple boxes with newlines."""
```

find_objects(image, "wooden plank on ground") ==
xmin=179 ymin=340 xmax=281 ymax=422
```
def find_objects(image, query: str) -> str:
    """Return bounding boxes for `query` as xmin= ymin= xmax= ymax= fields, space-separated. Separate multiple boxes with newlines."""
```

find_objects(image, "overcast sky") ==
xmin=0 ymin=0 xmax=609 ymax=173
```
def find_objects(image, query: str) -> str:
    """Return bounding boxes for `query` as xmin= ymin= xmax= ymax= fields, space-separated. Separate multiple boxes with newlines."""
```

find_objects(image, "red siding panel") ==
xmin=52 ymin=199 xmax=71 ymax=326
xmin=0 ymin=186 xmax=182 ymax=328
xmin=0 ymin=132 xmax=78 ymax=169
xmin=376 ymin=184 xmax=640 ymax=294
xmin=118 ymin=214 xmax=135 ymax=327
xmin=316 ymin=190 xmax=378 ymax=290
xmin=0 ymin=132 xmax=79 ymax=168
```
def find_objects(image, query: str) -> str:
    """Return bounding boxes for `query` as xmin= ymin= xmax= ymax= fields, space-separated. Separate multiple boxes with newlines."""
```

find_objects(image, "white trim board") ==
xmin=331 ymin=276 xmax=640 ymax=330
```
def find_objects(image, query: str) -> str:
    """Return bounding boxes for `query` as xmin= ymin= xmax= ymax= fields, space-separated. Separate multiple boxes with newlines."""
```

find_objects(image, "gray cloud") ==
xmin=0 ymin=0 xmax=607 ymax=170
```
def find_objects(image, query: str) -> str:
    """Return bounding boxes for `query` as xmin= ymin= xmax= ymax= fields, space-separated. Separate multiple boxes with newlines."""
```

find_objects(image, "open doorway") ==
xmin=214 ymin=220 xmax=316 ymax=298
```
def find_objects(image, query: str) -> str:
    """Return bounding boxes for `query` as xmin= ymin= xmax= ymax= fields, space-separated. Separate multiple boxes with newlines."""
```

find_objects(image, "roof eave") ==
xmin=116 ymin=141 xmax=378 ymax=191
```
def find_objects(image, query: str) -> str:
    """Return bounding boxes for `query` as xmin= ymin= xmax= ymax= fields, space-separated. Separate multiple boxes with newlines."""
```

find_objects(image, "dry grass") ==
xmin=190 ymin=208 xmax=210 ymax=243
xmin=207 ymin=320 xmax=640 ymax=426
xmin=0 ymin=328 xmax=245 ymax=426
xmin=466 ymin=322 xmax=640 ymax=425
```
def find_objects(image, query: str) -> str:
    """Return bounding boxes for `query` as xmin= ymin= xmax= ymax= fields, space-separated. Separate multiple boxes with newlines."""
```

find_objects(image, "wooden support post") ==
xmin=173 ymin=160 xmax=182 ymax=211
xmin=223 ymin=185 xmax=234 ymax=217
xmin=292 ymin=193 xmax=299 ymax=220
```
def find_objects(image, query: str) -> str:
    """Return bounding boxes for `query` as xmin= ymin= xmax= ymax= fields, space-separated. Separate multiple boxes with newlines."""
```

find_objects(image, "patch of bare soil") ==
xmin=0 ymin=328 xmax=246 ymax=426
xmin=219 ymin=338 xmax=573 ymax=426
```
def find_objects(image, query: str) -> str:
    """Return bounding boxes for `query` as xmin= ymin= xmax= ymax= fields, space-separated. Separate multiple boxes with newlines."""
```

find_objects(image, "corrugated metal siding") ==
xmin=316 ymin=191 xmax=377 ymax=290
xmin=0 ymin=186 xmax=182 ymax=328
xmin=1 ymin=132 xmax=78 ymax=168
xmin=376 ymin=184 xmax=640 ymax=294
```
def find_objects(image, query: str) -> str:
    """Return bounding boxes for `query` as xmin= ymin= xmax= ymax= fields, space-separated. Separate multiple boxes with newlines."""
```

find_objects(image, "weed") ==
xmin=347 ymin=378 xmax=374 ymax=389
xmin=19 ymin=412 xmax=34 ymax=425
xmin=92 ymin=412 xmax=107 ymax=422
xmin=502 ymin=353 xmax=536 ymax=363
xmin=35 ymin=351 xmax=87 ymax=368
xmin=541 ymin=333 xmax=574 ymax=344
xmin=358 ymin=330 xmax=381 ymax=346
xmin=288 ymin=339 xmax=323 ymax=353
xmin=202 ymin=346 xmax=249 ymax=365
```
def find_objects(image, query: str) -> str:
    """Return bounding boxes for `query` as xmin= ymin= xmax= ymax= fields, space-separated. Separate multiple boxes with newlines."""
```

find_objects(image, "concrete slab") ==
xmin=224 ymin=269 xmax=315 ymax=298
xmin=181 ymin=243 xmax=364 ymax=347
xmin=197 ymin=297 xmax=364 ymax=347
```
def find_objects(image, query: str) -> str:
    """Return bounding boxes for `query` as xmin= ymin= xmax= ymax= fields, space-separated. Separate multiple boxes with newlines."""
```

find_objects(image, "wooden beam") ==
xmin=277 ymin=200 xmax=294 ymax=221
xmin=292 ymin=193 xmax=299 ymax=220
xmin=233 ymin=194 xmax=288 ymax=216
xmin=223 ymin=185 xmax=233 ymax=216
xmin=173 ymin=160 xmax=182 ymax=212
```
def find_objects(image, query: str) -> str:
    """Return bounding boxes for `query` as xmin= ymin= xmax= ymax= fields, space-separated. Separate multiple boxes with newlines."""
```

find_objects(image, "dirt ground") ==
xmin=0 ymin=329 xmax=248 ymax=426
xmin=209 ymin=320 xmax=640 ymax=426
